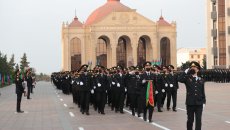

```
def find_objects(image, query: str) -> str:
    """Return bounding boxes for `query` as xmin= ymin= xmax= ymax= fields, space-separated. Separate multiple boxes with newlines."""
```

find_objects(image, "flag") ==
xmin=2 ymin=75 xmax=4 ymax=86
xmin=146 ymin=81 xmax=154 ymax=107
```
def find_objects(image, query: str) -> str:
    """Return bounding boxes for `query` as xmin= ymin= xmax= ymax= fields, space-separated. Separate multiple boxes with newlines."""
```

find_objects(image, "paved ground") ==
xmin=0 ymin=81 xmax=230 ymax=130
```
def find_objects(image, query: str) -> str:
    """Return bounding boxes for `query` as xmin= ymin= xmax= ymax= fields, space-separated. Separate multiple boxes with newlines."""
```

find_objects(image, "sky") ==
xmin=0 ymin=0 xmax=206 ymax=74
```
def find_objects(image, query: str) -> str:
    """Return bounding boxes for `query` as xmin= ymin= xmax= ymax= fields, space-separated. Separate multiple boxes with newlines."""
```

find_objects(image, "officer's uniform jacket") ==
xmin=179 ymin=72 xmax=206 ymax=106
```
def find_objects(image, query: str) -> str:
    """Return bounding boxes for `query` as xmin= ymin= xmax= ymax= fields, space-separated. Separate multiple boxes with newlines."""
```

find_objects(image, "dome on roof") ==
xmin=157 ymin=16 xmax=170 ymax=26
xmin=85 ymin=0 xmax=131 ymax=25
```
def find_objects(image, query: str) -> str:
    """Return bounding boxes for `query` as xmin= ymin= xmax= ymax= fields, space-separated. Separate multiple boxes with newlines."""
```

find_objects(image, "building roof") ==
xmin=157 ymin=16 xmax=170 ymax=26
xmin=69 ymin=17 xmax=83 ymax=27
xmin=85 ymin=0 xmax=132 ymax=25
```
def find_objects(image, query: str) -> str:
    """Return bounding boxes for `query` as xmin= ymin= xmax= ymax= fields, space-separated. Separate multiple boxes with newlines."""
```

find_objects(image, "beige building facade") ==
xmin=62 ymin=0 xmax=177 ymax=71
xmin=206 ymin=0 xmax=230 ymax=69
xmin=177 ymin=48 xmax=206 ymax=67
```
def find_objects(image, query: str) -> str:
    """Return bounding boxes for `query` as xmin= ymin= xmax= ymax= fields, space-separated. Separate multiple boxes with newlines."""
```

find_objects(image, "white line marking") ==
xmin=178 ymin=108 xmax=186 ymax=111
xmin=60 ymin=98 xmax=63 ymax=101
xmin=225 ymin=121 xmax=230 ymax=124
xmin=64 ymin=104 xmax=67 ymax=107
xmin=123 ymin=109 xmax=171 ymax=130
xmin=78 ymin=127 xmax=84 ymax=130
xmin=69 ymin=112 xmax=75 ymax=117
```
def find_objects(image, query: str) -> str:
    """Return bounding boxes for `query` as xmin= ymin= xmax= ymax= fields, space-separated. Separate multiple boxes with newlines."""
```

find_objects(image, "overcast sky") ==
xmin=0 ymin=0 xmax=205 ymax=74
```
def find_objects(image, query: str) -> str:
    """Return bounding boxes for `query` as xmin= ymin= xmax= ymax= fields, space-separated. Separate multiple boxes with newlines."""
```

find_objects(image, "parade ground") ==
xmin=0 ymin=82 xmax=229 ymax=130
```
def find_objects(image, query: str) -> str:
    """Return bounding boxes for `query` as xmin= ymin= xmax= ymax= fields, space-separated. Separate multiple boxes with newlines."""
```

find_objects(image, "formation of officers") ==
xmin=51 ymin=62 xmax=180 ymax=123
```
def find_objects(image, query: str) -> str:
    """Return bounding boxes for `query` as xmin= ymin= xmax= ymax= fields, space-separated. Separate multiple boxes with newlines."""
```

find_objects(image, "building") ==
xmin=177 ymin=48 xmax=206 ymax=67
xmin=62 ymin=0 xmax=177 ymax=71
xmin=206 ymin=0 xmax=230 ymax=69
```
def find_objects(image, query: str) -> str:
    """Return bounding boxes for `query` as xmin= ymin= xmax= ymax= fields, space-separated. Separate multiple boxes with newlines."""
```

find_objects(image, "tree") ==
xmin=202 ymin=55 xmax=207 ymax=70
xmin=20 ymin=53 xmax=30 ymax=72
xmin=15 ymin=64 xmax=19 ymax=71
xmin=8 ymin=54 xmax=15 ymax=72
xmin=180 ymin=61 xmax=191 ymax=71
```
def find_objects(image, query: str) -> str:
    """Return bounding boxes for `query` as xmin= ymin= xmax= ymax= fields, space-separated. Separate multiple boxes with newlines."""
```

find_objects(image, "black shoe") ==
xmin=86 ymin=112 xmax=90 ymax=115
xmin=149 ymin=120 xmax=153 ymax=123
xmin=120 ymin=111 xmax=124 ymax=114
xmin=17 ymin=111 xmax=24 ymax=113
xmin=101 ymin=112 xmax=105 ymax=115
xmin=138 ymin=114 xmax=141 ymax=117
xmin=143 ymin=118 xmax=147 ymax=121
xmin=167 ymin=108 xmax=171 ymax=111
xmin=173 ymin=109 xmax=177 ymax=112
xmin=158 ymin=110 xmax=163 ymax=112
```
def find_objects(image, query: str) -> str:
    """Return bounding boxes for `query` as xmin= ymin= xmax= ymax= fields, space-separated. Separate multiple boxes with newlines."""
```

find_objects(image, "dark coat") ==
xmin=178 ymin=72 xmax=206 ymax=106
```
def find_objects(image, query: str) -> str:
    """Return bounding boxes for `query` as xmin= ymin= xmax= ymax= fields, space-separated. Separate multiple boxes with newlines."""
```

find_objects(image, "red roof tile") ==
xmin=157 ymin=16 xmax=170 ymax=26
xmin=69 ymin=17 xmax=83 ymax=27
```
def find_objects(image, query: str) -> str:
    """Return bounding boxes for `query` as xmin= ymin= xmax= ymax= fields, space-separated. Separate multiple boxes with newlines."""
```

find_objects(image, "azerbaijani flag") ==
xmin=146 ymin=81 xmax=154 ymax=107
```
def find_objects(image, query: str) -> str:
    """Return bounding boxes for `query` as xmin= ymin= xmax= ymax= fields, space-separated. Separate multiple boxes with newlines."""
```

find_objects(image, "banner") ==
xmin=146 ymin=81 xmax=154 ymax=107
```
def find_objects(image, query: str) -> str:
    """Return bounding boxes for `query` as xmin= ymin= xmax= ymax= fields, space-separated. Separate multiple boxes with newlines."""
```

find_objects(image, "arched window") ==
xmin=70 ymin=37 xmax=81 ymax=70
xmin=160 ymin=37 xmax=171 ymax=66
xmin=96 ymin=38 xmax=107 ymax=67
xmin=137 ymin=37 xmax=146 ymax=66
xmin=117 ymin=37 xmax=127 ymax=67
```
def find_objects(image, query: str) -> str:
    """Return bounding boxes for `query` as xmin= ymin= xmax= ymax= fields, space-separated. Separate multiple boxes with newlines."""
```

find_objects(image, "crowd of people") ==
xmin=15 ymin=68 xmax=36 ymax=113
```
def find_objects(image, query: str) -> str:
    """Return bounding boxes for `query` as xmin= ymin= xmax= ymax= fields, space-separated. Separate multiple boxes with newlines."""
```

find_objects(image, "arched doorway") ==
xmin=137 ymin=37 xmax=147 ymax=66
xmin=96 ymin=36 xmax=110 ymax=67
xmin=160 ymin=37 xmax=171 ymax=66
xmin=70 ymin=37 xmax=81 ymax=71
xmin=116 ymin=36 xmax=132 ymax=68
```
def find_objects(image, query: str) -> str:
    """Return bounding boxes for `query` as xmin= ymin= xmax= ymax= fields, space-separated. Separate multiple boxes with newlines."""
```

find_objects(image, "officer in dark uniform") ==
xmin=152 ymin=65 xmax=164 ymax=112
xmin=166 ymin=65 xmax=179 ymax=112
xmin=126 ymin=66 xmax=140 ymax=116
xmin=140 ymin=61 xmax=155 ymax=122
xmin=15 ymin=69 xmax=25 ymax=113
xmin=114 ymin=65 xmax=127 ymax=114
xmin=94 ymin=66 xmax=108 ymax=114
xmin=25 ymin=69 xmax=33 ymax=99
xmin=178 ymin=61 xmax=206 ymax=130
xmin=78 ymin=64 xmax=93 ymax=115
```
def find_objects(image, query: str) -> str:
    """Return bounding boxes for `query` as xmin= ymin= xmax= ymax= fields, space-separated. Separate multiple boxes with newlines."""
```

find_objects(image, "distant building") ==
xmin=61 ymin=0 xmax=177 ymax=71
xmin=206 ymin=0 xmax=230 ymax=69
xmin=177 ymin=48 xmax=206 ymax=67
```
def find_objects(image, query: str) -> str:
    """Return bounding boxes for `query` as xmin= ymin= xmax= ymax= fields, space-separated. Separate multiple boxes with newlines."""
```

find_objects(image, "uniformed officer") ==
xmin=94 ymin=66 xmax=108 ymax=114
xmin=25 ymin=69 xmax=33 ymax=99
xmin=178 ymin=61 xmax=206 ymax=130
xmin=78 ymin=64 xmax=93 ymax=115
xmin=152 ymin=65 xmax=164 ymax=112
xmin=140 ymin=61 xmax=155 ymax=122
xmin=166 ymin=65 xmax=179 ymax=112
xmin=15 ymin=69 xmax=25 ymax=113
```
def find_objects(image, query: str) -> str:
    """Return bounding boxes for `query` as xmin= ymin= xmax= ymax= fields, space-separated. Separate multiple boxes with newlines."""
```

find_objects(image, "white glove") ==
xmin=66 ymin=77 xmax=68 ymax=79
xmin=155 ymin=91 xmax=158 ymax=94
xmin=98 ymin=83 xmax=101 ymax=87
xmin=77 ymin=82 xmax=79 ymax=85
xmin=91 ymin=89 xmax=94 ymax=94
xmin=112 ymin=82 xmax=115 ymax=85
xmin=203 ymin=104 xmax=205 ymax=109
xmin=125 ymin=88 xmax=127 ymax=92
xmin=80 ymin=82 xmax=84 ymax=86
xmin=185 ymin=68 xmax=189 ymax=74
xmin=94 ymin=86 xmax=96 ymax=89
xmin=71 ymin=80 xmax=74 ymax=84
xmin=162 ymin=89 xmax=165 ymax=93
xmin=117 ymin=83 xmax=120 ymax=87
xmin=106 ymin=90 xmax=107 ymax=93
xmin=165 ymin=83 xmax=168 ymax=87
xmin=142 ymin=79 xmax=146 ymax=84
xmin=170 ymin=84 xmax=173 ymax=87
